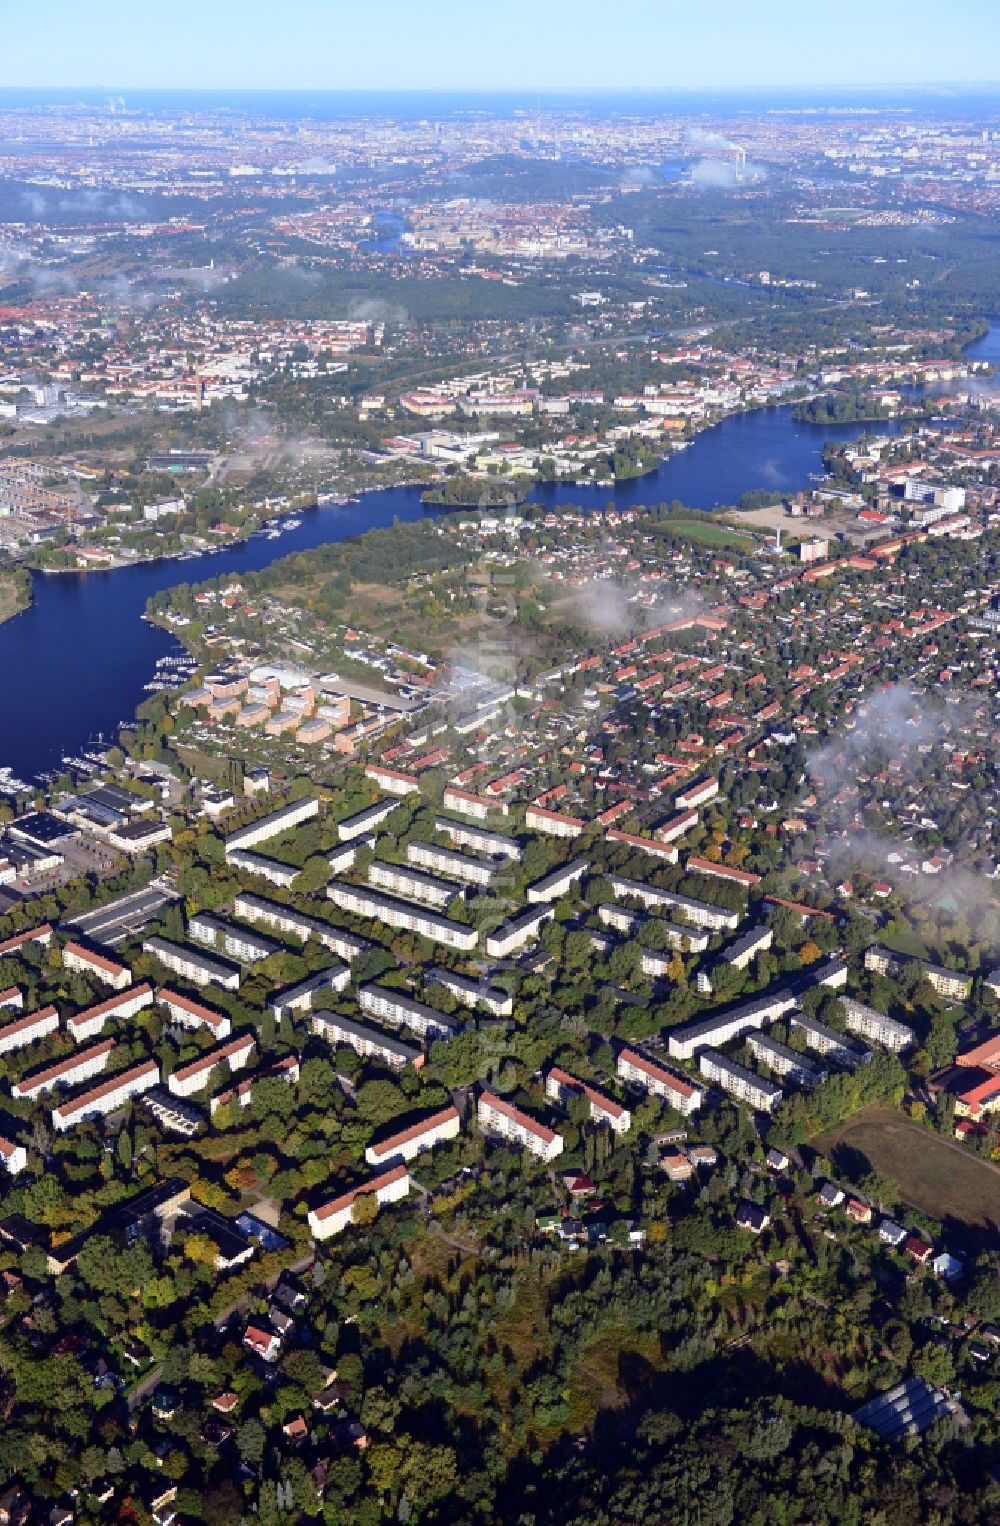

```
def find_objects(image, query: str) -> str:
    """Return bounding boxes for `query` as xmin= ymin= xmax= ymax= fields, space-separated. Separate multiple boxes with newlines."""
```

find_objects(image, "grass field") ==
xmin=813 ymin=1105 xmax=1000 ymax=1230
xmin=0 ymin=570 xmax=29 ymax=626
xmin=658 ymin=519 xmax=754 ymax=549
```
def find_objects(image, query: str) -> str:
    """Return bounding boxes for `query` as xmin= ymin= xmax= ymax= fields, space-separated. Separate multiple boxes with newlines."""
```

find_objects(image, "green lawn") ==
xmin=658 ymin=519 xmax=753 ymax=549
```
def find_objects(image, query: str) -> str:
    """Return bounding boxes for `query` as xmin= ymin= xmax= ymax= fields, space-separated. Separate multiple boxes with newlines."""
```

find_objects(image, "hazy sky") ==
xmin=3 ymin=0 xmax=1000 ymax=92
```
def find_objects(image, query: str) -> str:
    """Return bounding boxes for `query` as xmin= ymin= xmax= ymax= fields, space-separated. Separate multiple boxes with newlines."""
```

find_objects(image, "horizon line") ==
xmin=3 ymin=80 xmax=1000 ymax=94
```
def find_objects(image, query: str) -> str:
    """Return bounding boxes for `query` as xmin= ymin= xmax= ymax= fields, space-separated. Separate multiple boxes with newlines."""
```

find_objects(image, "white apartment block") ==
xmin=408 ymin=841 xmax=498 ymax=887
xmin=357 ymin=983 xmax=459 ymax=1041
xmin=226 ymin=849 xmax=299 ymax=888
xmin=157 ymin=988 xmax=232 ymax=1038
xmin=485 ymin=904 xmax=554 ymax=958
xmin=168 ymin=1033 xmax=256 ymax=1098
xmin=235 ymin=892 xmax=370 ymax=963
xmin=14 ymin=1037 xmax=117 ymax=1101
xmin=723 ymin=925 xmax=774 ymax=971
xmin=698 ymin=1048 xmax=783 ymax=1113
xmin=268 ymin=965 xmax=351 ymax=1021
xmin=0 ymin=1004 xmax=59 ymax=1057
xmin=0 ymin=923 xmax=53 ymax=958
xmin=0 ymin=1141 xmax=27 ymax=1171
xmin=477 ymin=1090 xmax=564 ymax=1160
xmin=609 ymin=876 xmax=740 ymax=931
xmin=368 ymin=859 xmax=465 ymax=909
xmin=52 ymin=1059 xmax=160 ymax=1131
xmin=211 ymin=1054 xmax=300 ymax=1114
xmin=616 ymin=1047 xmax=704 ymax=1115
xmin=524 ymin=805 xmax=584 ymax=839
xmin=0 ymin=1134 xmax=26 ymax=1174
xmin=428 ymin=967 xmax=512 ymax=1017
xmin=746 ymin=1032 xmax=826 ymax=1089
xmin=337 ymin=799 xmax=400 ymax=842
xmin=224 ymin=795 xmax=319 ymax=858
xmin=526 ymin=858 xmax=588 ymax=904
xmin=0 ymin=986 xmax=23 ymax=1011
xmin=667 ymin=988 xmax=798 ymax=1063
xmin=142 ymin=937 xmax=241 ymax=991
xmin=435 ymin=816 xmax=521 ymax=860
xmin=675 ymin=777 xmax=720 ymax=811
xmin=365 ymin=1104 xmax=461 ymax=1167
xmin=789 ymin=1013 xmax=869 ymax=1067
xmin=654 ymin=808 xmax=700 ymax=845
xmin=443 ymin=787 xmax=505 ymax=821
xmin=188 ymin=913 xmax=281 ymax=965
xmin=308 ymin=1163 xmax=410 ymax=1240
xmin=66 ymin=983 xmax=154 ymax=1043
xmin=62 ymin=941 xmax=132 ymax=990
xmin=327 ymin=881 xmax=478 ymax=951
xmin=365 ymin=763 xmax=420 ymax=796
xmin=841 ymin=997 xmax=915 ymax=1053
xmin=545 ymin=1065 xmax=631 ymax=1135
xmin=310 ymin=1010 xmax=423 ymax=1070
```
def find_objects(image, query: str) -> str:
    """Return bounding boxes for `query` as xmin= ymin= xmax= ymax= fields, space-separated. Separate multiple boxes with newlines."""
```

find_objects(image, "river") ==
xmin=0 ymin=327 xmax=995 ymax=784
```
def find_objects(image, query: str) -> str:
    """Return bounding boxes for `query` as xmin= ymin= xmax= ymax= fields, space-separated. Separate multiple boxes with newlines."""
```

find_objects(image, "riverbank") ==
xmin=0 ymin=567 xmax=32 ymax=626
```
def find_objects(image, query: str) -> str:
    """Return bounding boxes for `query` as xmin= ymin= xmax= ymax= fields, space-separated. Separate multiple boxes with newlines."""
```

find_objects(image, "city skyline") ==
xmin=4 ymin=0 xmax=1000 ymax=93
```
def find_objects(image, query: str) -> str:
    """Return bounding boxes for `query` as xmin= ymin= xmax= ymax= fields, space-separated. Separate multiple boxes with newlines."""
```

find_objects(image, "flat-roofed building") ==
xmin=188 ymin=913 xmax=282 ymax=965
xmin=485 ymin=904 xmax=554 ymax=958
xmin=526 ymin=858 xmax=588 ymax=904
xmin=699 ymin=1048 xmax=782 ymax=1112
xmin=609 ymin=875 xmax=740 ymax=931
xmin=62 ymin=941 xmax=131 ymax=990
xmin=327 ymin=881 xmax=478 ymax=951
xmin=311 ymin=1010 xmax=423 ymax=1070
xmin=544 ymin=1065 xmax=631 ymax=1134
xmin=337 ymin=799 xmax=399 ymax=842
xmin=141 ymin=1086 xmax=203 ymax=1137
xmin=667 ymin=988 xmax=797 ymax=1063
xmin=722 ymin=924 xmax=773 ymax=970
xmin=227 ymin=850 xmax=298 ymax=888
xmin=747 ymin=1032 xmax=826 ymax=1088
xmin=224 ymin=796 xmax=319 ymax=858
xmin=268 ymin=966 xmax=351 ymax=1022
xmin=142 ymin=936 xmax=241 ymax=991
xmin=841 ymin=997 xmax=915 ymax=1053
xmin=407 ymin=841 xmax=498 ymax=886
xmin=368 ymin=859 xmax=465 ymax=909
xmin=427 ymin=967 xmax=512 ymax=1017
xmin=157 ymin=988 xmax=232 ymax=1038
xmin=365 ymin=1104 xmax=460 ymax=1167
xmin=435 ymin=816 xmax=521 ymax=860
xmin=65 ymin=982 xmax=154 ymax=1043
xmin=308 ymin=1163 xmax=410 ymax=1240
xmin=357 ymin=983 xmax=459 ymax=1041
xmin=0 ymin=1003 xmax=59 ymax=1056
xmin=107 ymin=818 xmax=173 ymax=855
xmin=477 ymin=1090 xmax=564 ymax=1160
xmin=168 ymin=1032 xmax=256 ymax=1098
xmin=52 ymin=1058 xmax=160 ymax=1130
xmin=790 ymin=1012 xmax=869 ymax=1067
xmin=616 ymin=1047 xmax=703 ymax=1115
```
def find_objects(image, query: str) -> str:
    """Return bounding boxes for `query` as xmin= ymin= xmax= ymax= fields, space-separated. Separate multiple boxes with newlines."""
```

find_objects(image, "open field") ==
xmin=0 ymin=569 xmax=30 ymax=626
xmin=813 ymin=1105 xmax=1000 ymax=1230
xmin=657 ymin=518 xmax=754 ymax=549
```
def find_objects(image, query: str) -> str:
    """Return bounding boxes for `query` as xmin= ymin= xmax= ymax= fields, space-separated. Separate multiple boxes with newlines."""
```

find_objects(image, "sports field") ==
xmin=813 ymin=1105 xmax=1000 ymax=1229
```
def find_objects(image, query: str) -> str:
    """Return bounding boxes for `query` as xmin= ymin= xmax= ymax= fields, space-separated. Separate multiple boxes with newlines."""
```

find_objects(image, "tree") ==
xmin=236 ymin=1417 xmax=266 ymax=1466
